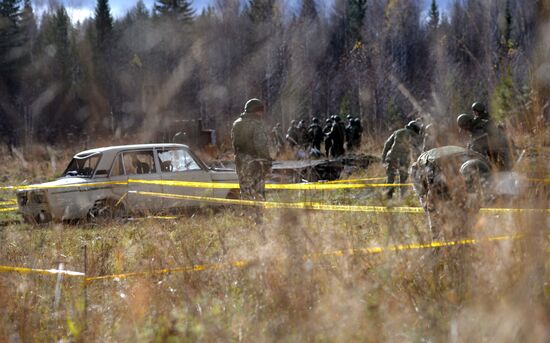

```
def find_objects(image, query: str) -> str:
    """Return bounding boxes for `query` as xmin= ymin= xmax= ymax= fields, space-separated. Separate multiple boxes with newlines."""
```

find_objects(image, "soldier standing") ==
xmin=307 ymin=117 xmax=324 ymax=152
xmin=231 ymin=98 xmax=272 ymax=204
xmin=345 ymin=115 xmax=355 ymax=150
xmin=328 ymin=116 xmax=346 ymax=157
xmin=286 ymin=120 xmax=299 ymax=148
xmin=297 ymin=120 xmax=309 ymax=149
xmin=381 ymin=121 xmax=423 ymax=198
xmin=457 ymin=113 xmax=512 ymax=171
xmin=323 ymin=117 xmax=333 ymax=157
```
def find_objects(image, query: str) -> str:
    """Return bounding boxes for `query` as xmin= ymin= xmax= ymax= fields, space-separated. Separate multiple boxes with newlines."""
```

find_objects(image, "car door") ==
xmin=156 ymin=147 xmax=213 ymax=209
xmin=107 ymin=152 xmax=129 ymax=207
xmin=122 ymin=149 xmax=165 ymax=213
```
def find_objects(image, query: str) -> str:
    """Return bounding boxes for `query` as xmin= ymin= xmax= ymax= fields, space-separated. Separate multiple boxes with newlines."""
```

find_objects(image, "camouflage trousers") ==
xmin=235 ymin=154 xmax=271 ymax=201
xmin=421 ymin=193 xmax=481 ymax=241
xmin=385 ymin=155 xmax=410 ymax=198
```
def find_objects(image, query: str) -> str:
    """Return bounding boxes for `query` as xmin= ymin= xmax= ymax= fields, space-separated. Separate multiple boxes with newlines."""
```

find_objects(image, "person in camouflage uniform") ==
xmin=381 ymin=121 xmax=423 ymax=198
xmin=231 ymin=99 xmax=272 ymax=202
xmin=323 ymin=117 xmax=333 ymax=157
xmin=286 ymin=120 xmax=299 ymax=148
xmin=328 ymin=116 xmax=346 ymax=157
xmin=410 ymin=146 xmax=489 ymax=240
xmin=457 ymin=113 xmax=512 ymax=171
xmin=410 ymin=146 xmax=491 ymax=298
xmin=307 ymin=117 xmax=324 ymax=151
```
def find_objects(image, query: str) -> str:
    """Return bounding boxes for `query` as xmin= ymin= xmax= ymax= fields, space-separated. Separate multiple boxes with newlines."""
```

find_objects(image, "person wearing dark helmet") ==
xmin=323 ymin=117 xmax=333 ymax=157
xmin=328 ymin=116 xmax=346 ymax=157
xmin=381 ymin=121 xmax=423 ymax=199
xmin=471 ymin=101 xmax=490 ymax=120
xmin=231 ymin=99 xmax=272 ymax=208
xmin=308 ymin=117 xmax=324 ymax=152
xmin=457 ymin=113 xmax=512 ymax=171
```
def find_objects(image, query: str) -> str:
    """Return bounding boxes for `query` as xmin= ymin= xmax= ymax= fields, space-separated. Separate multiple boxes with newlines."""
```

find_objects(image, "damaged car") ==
xmin=17 ymin=144 xmax=239 ymax=223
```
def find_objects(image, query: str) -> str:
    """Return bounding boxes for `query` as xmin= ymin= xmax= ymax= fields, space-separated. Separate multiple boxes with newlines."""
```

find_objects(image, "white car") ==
xmin=16 ymin=144 xmax=239 ymax=223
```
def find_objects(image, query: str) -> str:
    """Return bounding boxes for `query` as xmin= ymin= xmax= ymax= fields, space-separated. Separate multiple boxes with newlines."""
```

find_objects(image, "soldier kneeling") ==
xmin=410 ymin=146 xmax=491 ymax=241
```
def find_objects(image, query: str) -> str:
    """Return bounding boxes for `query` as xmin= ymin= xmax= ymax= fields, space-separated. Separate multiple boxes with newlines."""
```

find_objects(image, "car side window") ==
xmin=110 ymin=154 xmax=125 ymax=177
xmin=122 ymin=150 xmax=156 ymax=175
xmin=157 ymin=149 xmax=201 ymax=172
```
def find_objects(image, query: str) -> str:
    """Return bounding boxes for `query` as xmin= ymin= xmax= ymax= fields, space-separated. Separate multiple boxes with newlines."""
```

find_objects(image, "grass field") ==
xmin=0 ymin=145 xmax=549 ymax=342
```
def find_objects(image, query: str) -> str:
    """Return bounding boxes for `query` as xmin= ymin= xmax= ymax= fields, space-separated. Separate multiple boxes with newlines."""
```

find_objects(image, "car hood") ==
xmin=18 ymin=177 xmax=95 ymax=191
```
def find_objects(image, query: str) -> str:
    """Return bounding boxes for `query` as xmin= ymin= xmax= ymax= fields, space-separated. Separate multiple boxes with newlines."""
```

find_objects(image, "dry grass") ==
xmin=0 ymin=141 xmax=549 ymax=342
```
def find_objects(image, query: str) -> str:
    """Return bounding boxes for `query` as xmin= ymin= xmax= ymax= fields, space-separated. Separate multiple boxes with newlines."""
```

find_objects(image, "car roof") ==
xmin=74 ymin=143 xmax=190 ymax=158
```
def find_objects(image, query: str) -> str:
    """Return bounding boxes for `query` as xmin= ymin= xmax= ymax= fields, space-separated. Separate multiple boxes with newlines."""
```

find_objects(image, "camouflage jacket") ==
xmin=231 ymin=113 xmax=270 ymax=160
xmin=382 ymin=128 xmax=421 ymax=162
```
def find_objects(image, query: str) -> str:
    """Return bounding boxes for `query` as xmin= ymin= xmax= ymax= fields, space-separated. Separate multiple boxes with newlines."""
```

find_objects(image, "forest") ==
xmin=0 ymin=0 xmax=546 ymax=149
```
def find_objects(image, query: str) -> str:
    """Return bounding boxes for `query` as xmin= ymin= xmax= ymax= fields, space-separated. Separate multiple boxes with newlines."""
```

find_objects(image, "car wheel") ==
xmin=88 ymin=199 xmax=126 ymax=223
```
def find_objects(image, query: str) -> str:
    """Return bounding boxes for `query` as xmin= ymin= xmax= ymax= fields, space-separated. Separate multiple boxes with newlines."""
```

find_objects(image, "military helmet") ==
xmin=290 ymin=119 xmax=296 ymax=126
xmin=471 ymin=102 xmax=486 ymax=114
xmin=334 ymin=116 xmax=341 ymax=122
xmin=312 ymin=117 xmax=319 ymax=123
xmin=460 ymin=159 xmax=491 ymax=193
xmin=325 ymin=118 xmax=331 ymax=123
xmin=353 ymin=118 xmax=360 ymax=124
xmin=346 ymin=114 xmax=352 ymax=120
xmin=406 ymin=120 xmax=422 ymax=134
xmin=457 ymin=113 xmax=474 ymax=130
xmin=244 ymin=98 xmax=265 ymax=113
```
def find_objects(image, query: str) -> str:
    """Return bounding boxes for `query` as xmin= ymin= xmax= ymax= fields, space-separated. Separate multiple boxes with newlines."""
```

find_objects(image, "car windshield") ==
xmin=63 ymin=154 xmax=101 ymax=177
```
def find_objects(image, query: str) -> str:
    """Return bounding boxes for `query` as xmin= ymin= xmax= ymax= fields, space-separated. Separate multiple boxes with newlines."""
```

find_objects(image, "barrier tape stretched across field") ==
xmin=0 ymin=233 xmax=525 ymax=282
xmin=0 ymin=265 xmax=84 ymax=277
xmin=0 ymin=179 xmax=411 ymax=191
xmin=1 ymin=175 xmax=549 ymax=192
xmin=132 ymin=190 xmax=550 ymax=214
xmin=0 ymin=199 xmax=17 ymax=206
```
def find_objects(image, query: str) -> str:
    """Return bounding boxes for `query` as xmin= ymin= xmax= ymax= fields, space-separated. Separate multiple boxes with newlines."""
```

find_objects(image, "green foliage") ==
xmin=490 ymin=67 xmax=516 ymax=121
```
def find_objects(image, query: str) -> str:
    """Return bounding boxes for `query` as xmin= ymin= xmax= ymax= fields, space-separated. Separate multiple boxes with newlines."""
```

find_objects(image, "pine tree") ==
xmin=52 ymin=6 xmax=72 ymax=80
xmin=346 ymin=0 xmax=367 ymax=46
xmin=154 ymin=0 xmax=194 ymax=21
xmin=0 ymin=0 xmax=22 ymax=74
xmin=428 ymin=0 xmax=439 ymax=30
xmin=95 ymin=0 xmax=113 ymax=51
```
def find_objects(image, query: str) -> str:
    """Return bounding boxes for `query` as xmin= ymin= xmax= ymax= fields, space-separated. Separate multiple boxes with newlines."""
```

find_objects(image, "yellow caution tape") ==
xmin=128 ymin=179 xmax=411 ymax=190
xmin=0 ymin=207 xmax=18 ymax=212
xmin=0 ymin=234 xmax=526 ymax=282
xmin=325 ymin=177 xmax=387 ymax=183
xmin=528 ymin=178 xmax=550 ymax=184
xmin=132 ymin=190 xmax=550 ymax=214
xmin=1 ymin=179 xmax=409 ymax=192
xmin=305 ymin=234 xmax=524 ymax=259
xmin=133 ymin=190 xmax=424 ymax=213
xmin=0 ymin=265 xmax=84 ymax=277
xmin=0 ymin=199 xmax=17 ymax=206
xmin=0 ymin=181 xmax=128 ymax=191
xmin=85 ymin=233 xmax=523 ymax=282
